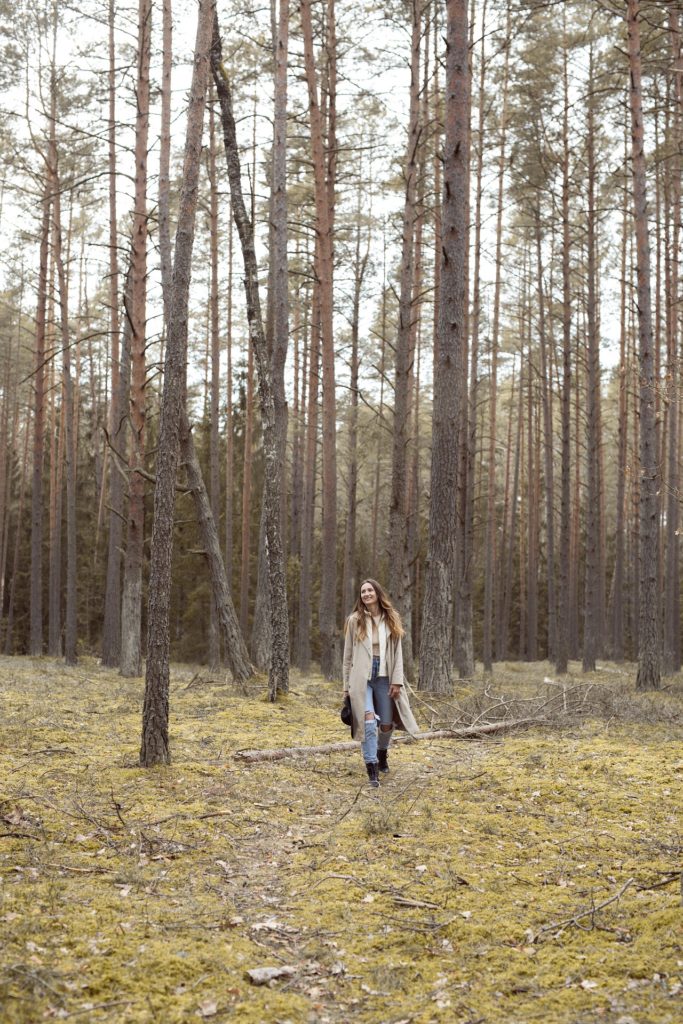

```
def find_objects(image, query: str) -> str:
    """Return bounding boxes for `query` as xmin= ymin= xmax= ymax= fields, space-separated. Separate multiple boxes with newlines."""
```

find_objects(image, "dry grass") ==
xmin=0 ymin=654 xmax=681 ymax=1023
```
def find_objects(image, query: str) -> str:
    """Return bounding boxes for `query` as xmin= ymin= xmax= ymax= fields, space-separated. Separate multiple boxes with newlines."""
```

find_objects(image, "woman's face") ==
xmin=360 ymin=582 xmax=378 ymax=607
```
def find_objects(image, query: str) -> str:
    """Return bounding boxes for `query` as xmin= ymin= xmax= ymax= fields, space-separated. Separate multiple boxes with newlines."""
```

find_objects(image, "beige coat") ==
xmin=342 ymin=612 xmax=420 ymax=742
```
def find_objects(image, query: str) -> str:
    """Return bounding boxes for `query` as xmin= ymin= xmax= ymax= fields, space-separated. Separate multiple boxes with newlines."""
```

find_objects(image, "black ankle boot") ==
xmin=366 ymin=762 xmax=380 ymax=788
xmin=377 ymin=749 xmax=389 ymax=774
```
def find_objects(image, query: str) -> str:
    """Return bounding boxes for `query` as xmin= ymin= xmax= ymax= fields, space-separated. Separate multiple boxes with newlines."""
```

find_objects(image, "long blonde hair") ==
xmin=346 ymin=578 xmax=405 ymax=641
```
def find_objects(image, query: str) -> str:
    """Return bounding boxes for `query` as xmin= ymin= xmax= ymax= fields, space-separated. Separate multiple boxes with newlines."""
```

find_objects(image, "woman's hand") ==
xmin=389 ymin=684 xmax=401 ymax=700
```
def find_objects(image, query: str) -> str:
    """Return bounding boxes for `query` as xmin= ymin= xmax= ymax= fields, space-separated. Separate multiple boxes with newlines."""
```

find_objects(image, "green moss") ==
xmin=1 ymin=657 xmax=682 ymax=1022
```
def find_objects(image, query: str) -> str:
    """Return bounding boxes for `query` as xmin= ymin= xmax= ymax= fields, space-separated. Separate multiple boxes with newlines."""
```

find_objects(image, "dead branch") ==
xmin=234 ymin=718 xmax=542 ymax=763
xmin=531 ymin=877 xmax=635 ymax=942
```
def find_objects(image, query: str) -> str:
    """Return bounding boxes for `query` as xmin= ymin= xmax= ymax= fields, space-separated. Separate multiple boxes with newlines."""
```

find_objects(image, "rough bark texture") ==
xmin=208 ymin=95 xmax=221 ymax=670
xmin=556 ymin=33 xmax=572 ymax=674
xmin=100 ymin=0 xmax=123 ymax=666
xmin=483 ymin=3 xmax=509 ymax=671
xmin=583 ymin=65 xmax=602 ymax=674
xmin=211 ymin=12 xmax=289 ymax=700
xmin=140 ymin=0 xmax=215 ymax=766
xmin=301 ymin=0 xmax=338 ymax=680
xmin=121 ymin=0 xmax=151 ymax=678
xmin=102 ymin=269 xmax=132 ymax=666
xmin=29 ymin=177 xmax=51 ymax=656
xmin=389 ymin=0 xmax=421 ymax=679
xmin=52 ymin=158 xmax=77 ymax=665
xmin=627 ymin=0 xmax=661 ymax=691
xmin=419 ymin=0 xmax=468 ymax=693
xmin=180 ymin=412 xmax=253 ymax=685
xmin=663 ymin=10 xmax=681 ymax=674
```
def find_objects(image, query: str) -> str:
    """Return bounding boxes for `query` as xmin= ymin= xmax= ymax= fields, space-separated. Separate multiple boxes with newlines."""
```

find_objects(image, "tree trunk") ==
xmin=207 ymin=92 xmax=221 ymax=670
xmin=483 ymin=0 xmax=510 ymax=673
xmin=342 ymin=208 xmax=368 ymax=617
xmin=627 ymin=0 xmax=661 ymax=691
xmin=301 ymin=0 xmax=338 ymax=679
xmin=140 ymin=0 xmax=215 ymax=766
xmin=29 ymin=176 xmax=51 ymax=656
xmin=556 ymin=27 xmax=572 ymax=674
xmin=420 ymin=0 xmax=468 ymax=693
xmin=296 ymin=260 xmax=319 ymax=672
xmin=180 ymin=413 xmax=252 ymax=684
xmin=583 ymin=60 xmax=602 ymax=674
xmin=100 ymin=0 xmax=123 ymax=666
xmin=121 ymin=0 xmax=151 ymax=678
xmin=389 ymin=0 xmax=421 ymax=679
xmin=212 ymin=12 xmax=289 ymax=700
xmin=52 ymin=153 xmax=77 ymax=665
xmin=663 ymin=10 xmax=681 ymax=674
xmin=611 ymin=119 xmax=630 ymax=663
xmin=102 ymin=267 xmax=132 ymax=666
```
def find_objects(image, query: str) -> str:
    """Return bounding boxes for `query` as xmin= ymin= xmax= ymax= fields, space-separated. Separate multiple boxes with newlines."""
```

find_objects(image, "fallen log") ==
xmin=233 ymin=718 xmax=542 ymax=764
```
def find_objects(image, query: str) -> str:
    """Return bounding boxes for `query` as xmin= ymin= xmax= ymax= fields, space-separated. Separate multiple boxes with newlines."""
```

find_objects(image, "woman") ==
xmin=342 ymin=579 xmax=420 ymax=787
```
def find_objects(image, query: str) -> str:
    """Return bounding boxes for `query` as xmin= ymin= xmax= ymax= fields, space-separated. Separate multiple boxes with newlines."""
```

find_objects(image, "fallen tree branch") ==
xmin=530 ymin=877 xmax=635 ymax=942
xmin=234 ymin=718 xmax=542 ymax=763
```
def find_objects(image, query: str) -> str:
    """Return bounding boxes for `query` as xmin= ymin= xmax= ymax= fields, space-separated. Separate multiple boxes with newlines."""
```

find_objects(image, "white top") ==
xmin=365 ymin=612 xmax=388 ymax=677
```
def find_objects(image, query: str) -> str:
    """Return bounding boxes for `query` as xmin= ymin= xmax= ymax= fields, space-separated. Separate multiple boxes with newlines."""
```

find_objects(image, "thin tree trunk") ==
xmin=225 ymin=209 xmax=234 ymax=587
xmin=296 ymin=259 xmax=319 ymax=671
xmin=121 ymin=0 xmax=151 ymax=678
xmin=342 ymin=208 xmax=369 ymax=617
xmin=389 ymin=0 xmax=421 ymax=678
xmin=29 ymin=173 xmax=51 ymax=656
xmin=100 ymin=0 xmax=123 ymax=665
xmin=180 ymin=414 xmax=252 ymax=684
xmin=627 ymin=0 xmax=661 ymax=691
xmin=52 ymin=154 xmax=77 ymax=665
xmin=483 ymin=0 xmax=510 ymax=673
xmin=4 ymin=419 xmax=30 ymax=655
xmin=212 ymin=13 xmax=289 ymax=700
xmin=663 ymin=10 xmax=681 ymax=674
xmin=140 ymin=0 xmax=216 ymax=766
xmin=207 ymin=92 xmax=221 ymax=670
xmin=612 ymin=119 xmax=630 ymax=663
xmin=301 ymin=0 xmax=338 ymax=679
xmin=583 ymin=60 xmax=602 ymax=674
xmin=420 ymin=0 xmax=468 ymax=693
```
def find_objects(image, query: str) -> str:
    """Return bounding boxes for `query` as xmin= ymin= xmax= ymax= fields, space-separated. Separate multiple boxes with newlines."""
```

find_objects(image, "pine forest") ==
xmin=1 ymin=2 xmax=682 ymax=1021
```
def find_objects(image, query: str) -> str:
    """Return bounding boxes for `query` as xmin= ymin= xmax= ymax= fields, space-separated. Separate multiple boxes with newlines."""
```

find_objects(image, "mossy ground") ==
xmin=0 ymin=655 xmax=681 ymax=1023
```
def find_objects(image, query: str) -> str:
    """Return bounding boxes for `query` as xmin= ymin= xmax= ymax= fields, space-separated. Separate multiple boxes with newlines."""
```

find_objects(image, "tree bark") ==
xmin=211 ymin=12 xmax=289 ymax=700
xmin=583 ymin=57 xmax=602 ymax=673
xmin=180 ymin=413 xmax=252 ymax=684
xmin=663 ymin=10 xmax=681 ymax=674
xmin=121 ymin=0 xmax=151 ymax=678
xmin=483 ymin=1 xmax=510 ymax=673
xmin=100 ymin=0 xmax=123 ymax=666
xmin=301 ymin=0 xmax=338 ymax=679
xmin=29 ymin=176 xmax=51 ymax=656
xmin=389 ymin=0 xmax=421 ymax=679
xmin=420 ymin=0 xmax=468 ymax=693
xmin=140 ymin=0 xmax=215 ymax=766
xmin=627 ymin=0 xmax=661 ymax=691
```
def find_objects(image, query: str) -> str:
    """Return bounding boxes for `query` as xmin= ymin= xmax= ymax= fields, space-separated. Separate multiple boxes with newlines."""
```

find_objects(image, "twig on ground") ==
xmin=530 ymin=877 xmax=635 ymax=942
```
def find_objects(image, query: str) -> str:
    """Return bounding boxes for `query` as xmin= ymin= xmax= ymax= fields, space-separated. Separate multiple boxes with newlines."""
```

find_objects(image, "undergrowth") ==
xmin=0 ymin=655 xmax=681 ymax=1023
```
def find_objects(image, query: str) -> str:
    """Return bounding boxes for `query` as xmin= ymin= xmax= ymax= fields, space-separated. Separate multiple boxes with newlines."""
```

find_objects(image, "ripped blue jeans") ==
xmin=361 ymin=655 xmax=394 ymax=764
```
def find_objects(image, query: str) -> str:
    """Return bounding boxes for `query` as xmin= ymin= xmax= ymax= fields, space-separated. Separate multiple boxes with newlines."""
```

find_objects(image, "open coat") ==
xmin=342 ymin=612 xmax=420 ymax=742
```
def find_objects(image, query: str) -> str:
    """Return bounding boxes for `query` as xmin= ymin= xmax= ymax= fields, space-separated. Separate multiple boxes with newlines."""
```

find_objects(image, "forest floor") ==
xmin=0 ymin=655 xmax=681 ymax=1024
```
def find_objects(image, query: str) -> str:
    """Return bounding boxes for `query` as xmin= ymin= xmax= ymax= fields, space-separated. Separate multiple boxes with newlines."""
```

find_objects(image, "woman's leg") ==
xmin=360 ymin=682 xmax=378 ymax=766
xmin=373 ymin=677 xmax=394 ymax=772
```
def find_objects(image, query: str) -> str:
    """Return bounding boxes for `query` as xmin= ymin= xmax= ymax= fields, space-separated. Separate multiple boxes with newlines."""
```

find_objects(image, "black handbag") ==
xmin=340 ymin=693 xmax=353 ymax=727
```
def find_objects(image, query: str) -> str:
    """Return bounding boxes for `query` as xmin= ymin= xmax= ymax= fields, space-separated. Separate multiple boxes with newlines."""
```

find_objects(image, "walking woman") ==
xmin=342 ymin=579 xmax=420 ymax=787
